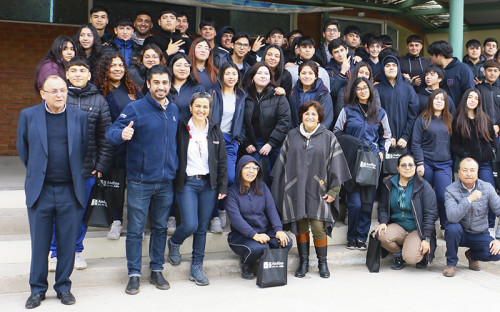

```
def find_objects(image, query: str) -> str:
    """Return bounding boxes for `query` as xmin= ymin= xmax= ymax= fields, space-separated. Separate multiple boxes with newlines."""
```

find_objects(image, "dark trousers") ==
xmin=445 ymin=223 xmax=500 ymax=266
xmin=228 ymin=230 xmax=293 ymax=265
xmin=423 ymin=159 xmax=452 ymax=230
xmin=346 ymin=186 xmax=376 ymax=242
xmin=27 ymin=183 xmax=82 ymax=295
xmin=478 ymin=161 xmax=497 ymax=228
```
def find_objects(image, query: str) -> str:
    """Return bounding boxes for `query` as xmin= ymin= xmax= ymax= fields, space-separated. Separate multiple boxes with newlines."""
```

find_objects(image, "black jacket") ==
xmin=476 ymin=81 xmax=500 ymax=127
xmin=451 ymin=118 xmax=498 ymax=163
xmin=378 ymin=175 xmax=438 ymax=261
xmin=400 ymin=54 xmax=431 ymax=93
xmin=144 ymin=29 xmax=192 ymax=63
xmin=67 ymin=83 xmax=113 ymax=177
xmin=175 ymin=117 xmax=228 ymax=194
xmin=243 ymin=87 xmax=291 ymax=149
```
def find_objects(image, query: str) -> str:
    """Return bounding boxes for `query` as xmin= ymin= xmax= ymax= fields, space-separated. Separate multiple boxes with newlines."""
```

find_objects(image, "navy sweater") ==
xmin=169 ymin=80 xmax=206 ymax=121
xmin=411 ymin=116 xmax=451 ymax=163
xmin=45 ymin=110 xmax=72 ymax=183
xmin=224 ymin=155 xmax=283 ymax=239
xmin=440 ymin=57 xmax=475 ymax=108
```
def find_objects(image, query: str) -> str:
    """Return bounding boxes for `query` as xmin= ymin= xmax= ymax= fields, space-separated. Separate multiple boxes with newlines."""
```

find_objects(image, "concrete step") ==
xmin=0 ymin=190 xmax=26 ymax=209
xmin=0 ymin=222 xmax=355 ymax=264
xmin=0 ymin=242 xmax=448 ymax=294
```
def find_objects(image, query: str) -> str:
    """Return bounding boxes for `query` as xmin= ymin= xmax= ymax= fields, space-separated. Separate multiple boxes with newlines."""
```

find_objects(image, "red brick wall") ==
xmin=0 ymin=21 xmax=79 ymax=155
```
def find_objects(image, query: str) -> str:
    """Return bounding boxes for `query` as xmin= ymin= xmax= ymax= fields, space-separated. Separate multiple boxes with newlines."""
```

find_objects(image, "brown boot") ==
xmin=465 ymin=249 xmax=480 ymax=271
xmin=443 ymin=265 xmax=456 ymax=277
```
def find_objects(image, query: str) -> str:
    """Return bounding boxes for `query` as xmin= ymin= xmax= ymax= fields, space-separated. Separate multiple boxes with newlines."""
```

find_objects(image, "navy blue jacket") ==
xmin=463 ymin=54 xmax=486 ymax=82
xmin=376 ymin=57 xmax=419 ymax=143
xmin=417 ymin=88 xmax=455 ymax=115
xmin=210 ymin=82 xmax=246 ymax=143
xmin=17 ymin=103 xmax=88 ymax=208
xmin=224 ymin=155 xmax=283 ymax=239
xmin=169 ymin=80 xmax=206 ymax=122
xmin=288 ymin=79 xmax=333 ymax=129
xmin=411 ymin=116 xmax=451 ymax=163
xmin=440 ymin=57 xmax=475 ymax=108
xmin=366 ymin=59 xmax=383 ymax=82
xmin=106 ymin=92 xmax=179 ymax=182
xmin=325 ymin=58 xmax=352 ymax=102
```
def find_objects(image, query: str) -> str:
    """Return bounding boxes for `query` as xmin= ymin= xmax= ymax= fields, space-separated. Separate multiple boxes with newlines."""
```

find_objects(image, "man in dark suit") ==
xmin=17 ymin=75 xmax=88 ymax=309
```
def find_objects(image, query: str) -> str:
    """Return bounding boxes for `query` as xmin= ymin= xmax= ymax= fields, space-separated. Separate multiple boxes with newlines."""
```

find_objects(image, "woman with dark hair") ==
xmin=95 ymin=51 xmax=143 ymax=239
xmin=374 ymin=154 xmax=438 ymax=270
xmin=242 ymin=62 xmax=291 ymax=183
xmin=208 ymin=62 xmax=246 ymax=232
xmin=169 ymin=53 xmax=205 ymax=121
xmin=167 ymin=92 xmax=228 ymax=286
xmin=412 ymin=89 xmax=454 ymax=231
xmin=189 ymin=37 xmax=219 ymax=90
xmin=272 ymin=100 xmax=350 ymax=278
xmin=334 ymin=77 xmax=392 ymax=250
xmin=74 ymin=24 xmax=102 ymax=74
xmin=451 ymin=88 xmax=498 ymax=231
xmin=129 ymin=43 xmax=166 ymax=95
xmin=335 ymin=61 xmax=381 ymax=122
xmin=262 ymin=44 xmax=293 ymax=95
xmin=226 ymin=155 xmax=292 ymax=280
xmin=34 ymin=35 xmax=76 ymax=91
xmin=288 ymin=60 xmax=333 ymax=129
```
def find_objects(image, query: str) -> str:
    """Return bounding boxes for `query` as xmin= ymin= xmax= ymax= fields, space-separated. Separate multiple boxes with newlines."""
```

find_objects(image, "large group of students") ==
xmin=19 ymin=4 xmax=500 ymax=309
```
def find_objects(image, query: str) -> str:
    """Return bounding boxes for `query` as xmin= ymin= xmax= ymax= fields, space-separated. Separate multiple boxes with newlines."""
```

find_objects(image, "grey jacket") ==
xmin=445 ymin=179 xmax=500 ymax=238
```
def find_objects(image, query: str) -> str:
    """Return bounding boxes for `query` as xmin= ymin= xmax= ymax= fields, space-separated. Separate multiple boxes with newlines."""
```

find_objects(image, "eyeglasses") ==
xmin=42 ymin=88 xmax=67 ymax=95
xmin=243 ymin=165 xmax=260 ymax=172
xmin=196 ymin=45 xmax=211 ymax=51
xmin=399 ymin=163 xmax=415 ymax=168
xmin=235 ymin=42 xmax=250 ymax=49
xmin=356 ymin=86 xmax=369 ymax=92
xmin=325 ymin=28 xmax=339 ymax=33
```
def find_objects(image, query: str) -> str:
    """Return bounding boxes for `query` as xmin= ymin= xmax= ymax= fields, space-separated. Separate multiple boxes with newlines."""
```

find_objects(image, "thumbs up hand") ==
xmin=122 ymin=121 xmax=134 ymax=141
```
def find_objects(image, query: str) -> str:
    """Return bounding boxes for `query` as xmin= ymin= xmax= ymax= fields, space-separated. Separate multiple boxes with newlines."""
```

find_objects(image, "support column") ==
xmin=449 ymin=0 xmax=464 ymax=58
xmin=321 ymin=12 xmax=330 ymax=44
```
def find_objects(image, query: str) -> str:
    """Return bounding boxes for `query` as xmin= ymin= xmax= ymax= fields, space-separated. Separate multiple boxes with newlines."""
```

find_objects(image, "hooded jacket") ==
xmin=440 ymin=57 xmax=475 ymax=108
xmin=463 ymin=54 xmax=486 ymax=82
xmin=106 ymin=92 xmax=179 ymax=182
xmin=400 ymin=53 xmax=431 ymax=93
xmin=476 ymin=81 xmax=500 ymax=127
xmin=144 ymin=29 xmax=192 ymax=63
xmin=375 ymin=56 xmax=419 ymax=143
xmin=378 ymin=174 xmax=438 ymax=261
xmin=288 ymin=78 xmax=333 ymax=129
xmin=175 ymin=116 xmax=228 ymax=194
xmin=67 ymin=83 xmax=113 ymax=177
xmin=213 ymin=26 xmax=234 ymax=61
xmin=243 ymin=87 xmax=291 ymax=149
xmin=210 ymin=82 xmax=246 ymax=142
xmin=224 ymin=155 xmax=283 ymax=239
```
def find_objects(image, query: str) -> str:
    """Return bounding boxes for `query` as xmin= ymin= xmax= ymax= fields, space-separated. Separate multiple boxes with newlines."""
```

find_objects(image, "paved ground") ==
xmin=2 ymin=261 xmax=500 ymax=312
xmin=0 ymin=156 xmax=24 ymax=190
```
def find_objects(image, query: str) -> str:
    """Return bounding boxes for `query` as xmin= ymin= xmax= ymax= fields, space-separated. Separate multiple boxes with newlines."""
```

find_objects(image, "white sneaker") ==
xmin=48 ymin=257 xmax=57 ymax=272
xmin=167 ymin=216 xmax=176 ymax=235
xmin=209 ymin=217 xmax=223 ymax=234
xmin=219 ymin=210 xmax=227 ymax=228
xmin=74 ymin=252 xmax=87 ymax=270
xmin=489 ymin=228 xmax=496 ymax=238
xmin=107 ymin=220 xmax=122 ymax=240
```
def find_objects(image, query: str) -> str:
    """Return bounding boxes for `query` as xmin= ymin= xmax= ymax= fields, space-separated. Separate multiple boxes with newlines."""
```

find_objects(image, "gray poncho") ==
xmin=271 ymin=124 xmax=351 ymax=236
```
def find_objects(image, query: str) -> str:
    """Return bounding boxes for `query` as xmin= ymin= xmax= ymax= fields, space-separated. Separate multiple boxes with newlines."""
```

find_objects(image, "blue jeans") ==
xmin=478 ymin=161 xmax=497 ymax=228
xmin=228 ymin=230 xmax=293 ymax=265
xmin=423 ymin=159 xmax=452 ymax=230
xmin=445 ymin=223 xmax=500 ymax=266
xmin=126 ymin=180 xmax=174 ymax=276
xmin=50 ymin=176 xmax=95 ymax=257
xmin=346 ymin=186 xmax=376 ymax=242
xmin=172 ymin=177 xmax=218 ymax=265
xmin=251 ymin=138 xmax=281 ymax=185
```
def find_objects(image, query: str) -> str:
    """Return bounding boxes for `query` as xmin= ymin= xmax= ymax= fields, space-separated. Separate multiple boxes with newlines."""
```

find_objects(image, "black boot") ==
xmin=295 ymin=233 xmax=310 ymax=278
xmin=315 ymin=238 xmax=330 ymax=278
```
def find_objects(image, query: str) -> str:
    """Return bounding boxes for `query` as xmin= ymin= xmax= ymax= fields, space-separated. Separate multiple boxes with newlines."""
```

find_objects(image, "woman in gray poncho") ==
xmin=271 ymin=100 xmax=351 ymax=278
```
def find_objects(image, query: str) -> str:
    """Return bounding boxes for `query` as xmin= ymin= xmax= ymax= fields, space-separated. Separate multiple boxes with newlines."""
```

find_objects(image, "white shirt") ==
xmin=186 ymin=118 xmax=210 ymax=176
xmin=220 ymin=92 xmax=236 ymax=134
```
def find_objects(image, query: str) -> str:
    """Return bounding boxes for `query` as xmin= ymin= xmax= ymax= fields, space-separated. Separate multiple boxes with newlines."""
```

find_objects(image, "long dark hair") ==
xmin=345 ymin=61 xmax=373 ymax=98
xmin=454 ymin=88 xmax=493 ymax=141
xmin=262 ymin=44 xmax=285 ymax=84
xmin=169 ymin=53 xmax=198 ymax=85
xmin=420 ymin=89 xmax=453 ymax=133
xmin=346 ymin=77 xmax=379 ymax=124
xmin=297 ymin=60 xmax=319 ymax=90
xmin=95 ymin=51 xmax=140 ymax=97
xmin=74 ymin=24 xmax=102 ymax=71
xmin=243 ymin=62 xmax=277 ymax=100
xmin=34 ymin=35 xmax=75 ymax=92
xmin=217 ymin=62 xmax=243 ymax=94
xmin=238 ymin=162 xmax=263 ymax=196
xmin=188 ymin=37 xmax=218 ymax=84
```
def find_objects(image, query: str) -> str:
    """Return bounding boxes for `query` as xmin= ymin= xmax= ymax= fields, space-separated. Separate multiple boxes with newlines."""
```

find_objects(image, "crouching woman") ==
xmin=225 ymin=155 xmax=293 ymax=279
xmin=374 ymin=154 xmax=438 ymax=270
